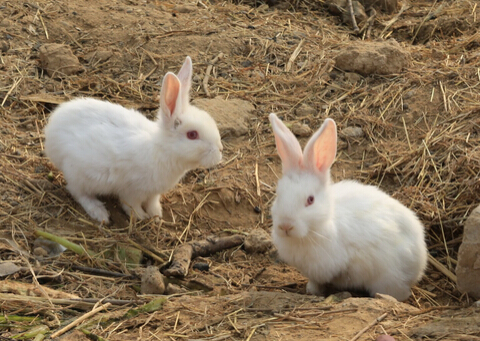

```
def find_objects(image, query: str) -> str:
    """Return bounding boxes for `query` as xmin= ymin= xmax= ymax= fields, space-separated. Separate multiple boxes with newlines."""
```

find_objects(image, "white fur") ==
xmin=269 ymin=113 xmax=427 ymax=301
xmin=44 ymin=57 xmax=223 ymax=223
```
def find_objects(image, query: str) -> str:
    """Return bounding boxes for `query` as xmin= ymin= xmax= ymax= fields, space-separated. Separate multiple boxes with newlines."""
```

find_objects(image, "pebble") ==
xmin=244 ymin=228 xmax=273 ymax=254
xmin=141 ymin=266 xmax=165 ymax=294
xmin=341 ymin=126 xmax=364 ymax=138
xmin=291 ymin=122 xmax=312 ymax=137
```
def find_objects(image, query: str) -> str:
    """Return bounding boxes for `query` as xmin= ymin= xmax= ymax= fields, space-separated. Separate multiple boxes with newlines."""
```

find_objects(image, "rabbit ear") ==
xmin=269 ymin=113 xmax=303 ymax=173
xmin=177 ymin=56 xmax=192 ymax=105
xmin=160 ymin=72 xmax=183 ymax=125
xmin=303 ymin=118 xmax=337 ymax=176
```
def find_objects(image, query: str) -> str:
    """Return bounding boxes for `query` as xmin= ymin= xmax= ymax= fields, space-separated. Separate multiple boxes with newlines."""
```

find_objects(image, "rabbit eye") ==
xmin=306 ymin=195 xmax=315 ymax=207
xmin=187 ymin=130 xmax=199 ymax=140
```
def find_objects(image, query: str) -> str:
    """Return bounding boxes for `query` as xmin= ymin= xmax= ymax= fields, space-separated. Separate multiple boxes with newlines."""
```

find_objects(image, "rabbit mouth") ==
xmin=202 ymin=149 xmax=223 ymax=168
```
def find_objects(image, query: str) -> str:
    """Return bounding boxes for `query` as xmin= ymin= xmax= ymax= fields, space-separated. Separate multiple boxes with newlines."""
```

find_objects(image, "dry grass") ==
xmin=1 ymin=0 xmax=480 ymax=339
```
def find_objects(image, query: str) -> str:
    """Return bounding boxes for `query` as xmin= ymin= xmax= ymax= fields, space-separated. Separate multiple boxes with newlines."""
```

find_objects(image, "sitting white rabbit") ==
xmin=269 ymin=113 xmax=427 ymax=301
xmin=44 ymin=57 xmax=222 ymax=223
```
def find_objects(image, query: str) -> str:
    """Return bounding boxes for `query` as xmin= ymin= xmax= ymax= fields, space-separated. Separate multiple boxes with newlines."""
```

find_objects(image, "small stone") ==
xmin=244 ymin=228 xmax=273 ymax=254
xmin=344 ymin=72 xmax=362 ymax=83
xmin=165 ymin=283 xmax=187 ymax=295
xmin=33 ymin=238 xmax=66 ymax=257
xmin=84 ymin=49 xmax=114 ymax=63
xmin=38 ymin=43 xmax=84 ymax=77
xmin=335 ymin=40 xmax=410 ymax=76
xmin=218 ymin=188 xmax=235 ymax=205
xmin=375 ymin=293 xmax=398 ymax=302
xmin=295 ymin=103 xmax=316 ymax=116
xmin=327 ymin=0 xmax=345 ymax=15
xmin=341 ymin=126 xmax=364 ymax=138
xmin=404 ymin=90 xmax=415 ymax=99
xmin=0 ymin=19 xmax=13 ymax=27
xmin=341 ymin=1 xmax=367 ymax=25
xmin=0 ymin=41 xmax=9 ymax=53
xmin=193 ymin=262 xmax=210 ymax=272
xmin=363 ymin=0 xmax=397 ymax=14
xmin=455 ymin=204 xmax=480 ymax=299
xmin=192 ymin=97 xmax=255 ymax=137
xmin=141 ymin=266 xmax=165 ymax=294
xmin=174 ymin=4 xmax=196 ymax=13
xmin=291 ymin=122 xmax=313 ymax=137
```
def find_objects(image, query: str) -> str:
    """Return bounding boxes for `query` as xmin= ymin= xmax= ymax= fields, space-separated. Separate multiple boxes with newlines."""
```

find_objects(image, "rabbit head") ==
xmin=269 ymin=113 xmax=337 ymax=241
xmin=158 ymin=56 xmax=223 ymax=169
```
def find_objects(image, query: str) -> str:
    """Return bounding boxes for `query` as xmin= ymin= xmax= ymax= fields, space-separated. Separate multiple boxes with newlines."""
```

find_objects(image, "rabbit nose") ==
xmin=279 ymin=224 xmax=294 ymax=234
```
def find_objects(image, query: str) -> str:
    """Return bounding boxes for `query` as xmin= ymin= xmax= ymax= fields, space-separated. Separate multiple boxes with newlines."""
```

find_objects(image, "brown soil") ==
xmin=1 ymin=0 xmax=480 ymax=340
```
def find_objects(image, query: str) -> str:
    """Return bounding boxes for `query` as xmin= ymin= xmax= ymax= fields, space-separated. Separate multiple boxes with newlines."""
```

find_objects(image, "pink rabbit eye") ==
xmin=306 ymin=195 xmax=315 ymax=207
xmin=187 ymin=130 xmax=198 ymax=140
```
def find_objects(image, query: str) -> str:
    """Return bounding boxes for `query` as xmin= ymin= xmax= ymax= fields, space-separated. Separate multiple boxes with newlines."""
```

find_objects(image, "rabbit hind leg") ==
xmin=144 ymin=194 xmax=162 ymax=219
xmin=67 ymin=184 xmax=110 ymax=223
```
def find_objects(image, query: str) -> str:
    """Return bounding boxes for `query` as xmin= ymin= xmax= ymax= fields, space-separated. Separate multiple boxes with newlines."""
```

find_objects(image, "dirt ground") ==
xmin=1 ymin=0 xmax=480 ymax=340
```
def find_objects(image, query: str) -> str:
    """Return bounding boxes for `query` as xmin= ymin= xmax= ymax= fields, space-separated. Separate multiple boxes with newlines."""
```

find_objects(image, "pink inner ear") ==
xmin=165 ymin=75 xmax=180 ymax=116
xmin=303 ymin=118 xmax=337 ymax=174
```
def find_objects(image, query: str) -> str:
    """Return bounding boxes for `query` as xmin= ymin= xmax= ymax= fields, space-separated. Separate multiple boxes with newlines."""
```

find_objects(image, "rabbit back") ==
xmin=44 ymin=98 xmax=162 ymax=196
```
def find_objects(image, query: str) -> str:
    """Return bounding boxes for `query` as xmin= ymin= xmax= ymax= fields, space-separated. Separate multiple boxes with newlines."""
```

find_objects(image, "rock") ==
xmin=344 ymin=72 xmax=362 ymax=83
xmin=342 ymin=1 xmax=367 ymax=26
xmin=84 ymin=49 xmax=114 ymax=63
xmin=375 ymin=293 xmax=398 ymax=302
xmin=141 ymin=266 xmax=165 ymax=294
xmin=0 ymin=40 xmax=9 ymax=53
xmin=291 ymin=122 xmax=312 ymax=137
xmin=327 ymin=0 xmax=367 ymax=26
xmin=335 ymin=40 xmax=410 ymax=76
xmin=327 ymin=0 xmax=345 ymax=15
xmin=295 ymin=103 xmax=316 ymax=116
xmin=38 ymin=43 xmax=84 ymax=77
xmin=165 ymin=283 xmax=187 ymax=295
xmin=244 ymin=228 xmax=273 ymax=254
xmin=455 ymin=204 xmax=480 ymax=299
xmin=341 ymin=126 xmax=364 ymax=138
xmin=0 ymin=19 xmax=13 ymax=28
xmin=174 ymin=4 xmax=197 ymax=13
xmin=218 ymin=187 xmax=235 ymax=205
xmin=376 ymin=335 xmax=396 ymax=341
xmin=362 ymin=0 xmax=398 ymax=14
xmin=33 ymin=237 xmax=66 ymax=257
xmin=192 ymin=97 xmax=255 ymax=137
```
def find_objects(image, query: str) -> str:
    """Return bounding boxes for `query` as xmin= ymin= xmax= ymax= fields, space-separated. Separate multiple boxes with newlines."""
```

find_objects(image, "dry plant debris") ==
xmin=1 ymin=0 xmax=480 ymax=339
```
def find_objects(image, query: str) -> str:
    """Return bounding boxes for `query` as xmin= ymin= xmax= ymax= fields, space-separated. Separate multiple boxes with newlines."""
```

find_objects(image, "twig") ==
xmin=428 ymin=254 xmax=457 ymax=283
xmin=346 ymin=0 xmax=359 ymax=33
xmin=164 ymin=234 xmax=245 ymax=277
xmin=255 ymin=162 xmax=261 ymax=197
xmin=1 ymin=78 xmax=21 ymax=107
xmin=380 ymin=3 xmax=409 ymax=38
xmin=203 ymin=52 xmax=224 ymax=97
xmin=70 ymin=265 xmax=133 ymax=278
xmin=38 ymin=12 xmax=49 ymax=39
xmin=285 ymin=39 xmax=304 ymax=72
xmin=50 ymin=302 xmax=111 ymax=339
xmin=349 ymin=312 xmax=388 ymax=341
xmin=127 ymin=238 xmax=167 ymax=263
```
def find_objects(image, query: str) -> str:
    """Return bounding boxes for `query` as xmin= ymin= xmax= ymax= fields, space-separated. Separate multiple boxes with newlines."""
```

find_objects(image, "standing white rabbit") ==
xmin=269 ymin=113 xmax=427 ymax=301
xmin=44 ymin=57 xmax=223 ymax=223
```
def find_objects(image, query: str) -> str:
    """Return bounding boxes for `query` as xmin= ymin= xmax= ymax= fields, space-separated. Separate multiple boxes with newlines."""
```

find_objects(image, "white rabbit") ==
xmin=44 ymin=57 xmax=223 ymax=223
xmin=269 ymin=113 xmax=427 ymax=301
